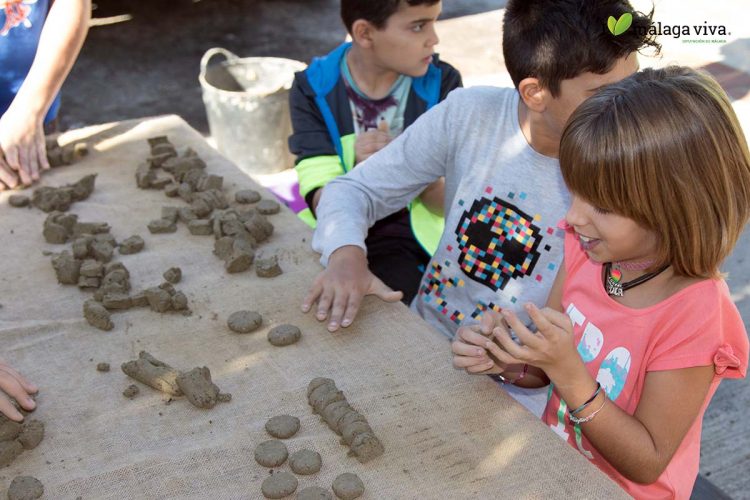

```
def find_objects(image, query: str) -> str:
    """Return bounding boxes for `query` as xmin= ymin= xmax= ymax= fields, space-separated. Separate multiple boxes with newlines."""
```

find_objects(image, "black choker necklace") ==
xmin=603 ymin=262 xmax=670 ymax=297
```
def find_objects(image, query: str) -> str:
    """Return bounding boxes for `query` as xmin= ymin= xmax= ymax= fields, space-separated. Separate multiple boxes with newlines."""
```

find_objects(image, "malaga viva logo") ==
xmin=608 ymin=12 xmax=731 ymax=41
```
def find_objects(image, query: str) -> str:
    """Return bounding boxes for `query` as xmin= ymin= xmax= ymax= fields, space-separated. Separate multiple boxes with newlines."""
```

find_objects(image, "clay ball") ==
xmin=7 ymin=476 xmax=44 ymax=500
xmin=267 ymin=324 xmax=301 ymax=347
xmin=261 ymin=471 xmax=298 ymax=499
xmin=289 ymin=449 xmax=322 ymax=475
xmin=332 ymin=473 xmax=365 ymax=500
xmin=254 ymin=439 xmax=288 ymax=467
xmin=265 ymin=414 xmax=300 ymax=439
xmin=227 ymin=310 xmax=263 ymax=334
xmin=297 ymin=486 xmax=333 ymax=500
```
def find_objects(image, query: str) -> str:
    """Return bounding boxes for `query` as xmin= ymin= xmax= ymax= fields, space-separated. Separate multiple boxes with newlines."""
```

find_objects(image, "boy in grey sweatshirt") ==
xmin=304 ymin=0 xmax=659 ymax=414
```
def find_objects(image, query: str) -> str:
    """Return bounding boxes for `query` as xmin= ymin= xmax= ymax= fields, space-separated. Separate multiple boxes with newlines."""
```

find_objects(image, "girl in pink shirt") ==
xmin=451 ymin=66 xmax=750 ymax=498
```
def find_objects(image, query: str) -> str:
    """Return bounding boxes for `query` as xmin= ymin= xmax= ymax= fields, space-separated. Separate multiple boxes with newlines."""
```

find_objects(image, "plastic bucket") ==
xmin=199 ymin=48 xmax=306 ymax=175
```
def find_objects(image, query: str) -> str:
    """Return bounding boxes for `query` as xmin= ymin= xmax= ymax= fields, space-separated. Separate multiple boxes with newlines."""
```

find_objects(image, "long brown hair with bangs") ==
xmin=559 ymin=66 xmax=750 ymax=278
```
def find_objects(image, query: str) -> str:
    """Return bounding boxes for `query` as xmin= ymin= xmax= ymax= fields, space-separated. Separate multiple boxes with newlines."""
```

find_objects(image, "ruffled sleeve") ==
xmin=714 ymin=343 xmax=745 ymax=378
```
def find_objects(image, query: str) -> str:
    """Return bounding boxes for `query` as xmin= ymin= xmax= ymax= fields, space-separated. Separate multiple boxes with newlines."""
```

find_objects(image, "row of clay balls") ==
xmin=256 ymin=415 xmax=365 ymax=499
xmin=227 ymin=310 xmax=302 ymax=347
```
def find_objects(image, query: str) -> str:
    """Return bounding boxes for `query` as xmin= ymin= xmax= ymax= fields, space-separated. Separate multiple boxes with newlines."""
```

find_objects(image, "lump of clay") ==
xmin=227 ymin=310 xmax=262 ymax=334
xmin=119 ymin=235 xmax=145 ymax=255
xmin=261 ymin=471 xmax=298 ymax=499
xmin=142 ymin=282 xmax=189 ymax=314
xmin=16 ymin=420 xmax=44 ymax=450
xmin=297 ymin=486 xmax=332 ymax=500
xmin=289 ymin=449 xmax=322 ymax=475
xmin=256 ymin=199 xmax=281 ymax=215
xmin=235 ymin=189 xmax=260 ymax=204
xmin=187 ymin=219 xmax=212 ymax=236
xmin=42 ymin=211 xmax=78 ymax=244
xmin=332 ymin=473 xmax=365 ymax=500
xmin=163 ymin=267 xmax=182 ymax=284
xmin=51 ymin=251 xmax=81 ymax=284
xmin=8 ymin=195 xmax=30 ymax=208
xmin=256 ymin=254 xmax=282 ymax=278
xmin=123 ymin=384 xmax=139 ymax=399
xmin=267 ymin=324 xmax=301 ymax=347
xmin=102 ymin=293 xmax=132 ymax=311
xmin=254 ymin=439 xmax=288 ymax=467
xmin=147 ymin=218 xmax=177 ymax=234
xmin=175 ymin=367 xmax=231 ymax=409
xmin=121 ymin=351 xmax=182 ymax=396
xmin=31 ymin=174 xmax=96 ymax=212
xmin=307 ymin=379 xmax=383 ymax=464
xmin=265 ymin=415 xmax=300 ymax=439
xmin=96 ymin=362 xmax=110 ymax=372
xmin=83 ymin=300 xmax=114 ymax=331
xmin=7 ymin=476 xmax=44 ymax=500
xmin=161 ymin=206 xmax=179 ymax=223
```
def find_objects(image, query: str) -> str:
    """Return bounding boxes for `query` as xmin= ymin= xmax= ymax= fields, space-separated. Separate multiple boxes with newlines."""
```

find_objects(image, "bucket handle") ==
xmin=200 ymin=48 xmax=240 ymax=77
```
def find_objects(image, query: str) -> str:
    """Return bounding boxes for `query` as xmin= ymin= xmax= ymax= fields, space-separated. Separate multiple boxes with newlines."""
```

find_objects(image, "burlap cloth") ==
xmin=0 ymin=116 xmax=628 ymax=499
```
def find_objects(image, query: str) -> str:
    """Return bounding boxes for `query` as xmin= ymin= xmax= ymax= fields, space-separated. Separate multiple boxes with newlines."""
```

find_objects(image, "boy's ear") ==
xmin=518 ymin=77 xmax=548 ymax=113
xmin=351 ymin=19 xmax=376 ymax=48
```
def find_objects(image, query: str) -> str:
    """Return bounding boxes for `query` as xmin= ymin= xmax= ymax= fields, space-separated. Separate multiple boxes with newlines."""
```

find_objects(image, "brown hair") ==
xmin=560 ymin=66 xmax=750 ymax=278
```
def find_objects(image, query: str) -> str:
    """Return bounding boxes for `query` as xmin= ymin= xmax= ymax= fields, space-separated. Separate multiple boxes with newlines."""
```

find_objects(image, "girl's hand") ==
xmin=484 ymin=304 xmax=580 ymax=378
xmin=451 ymin=311 xmax=508 ymax=374
xmin=0 ymin=362 xmax=38 ymax=422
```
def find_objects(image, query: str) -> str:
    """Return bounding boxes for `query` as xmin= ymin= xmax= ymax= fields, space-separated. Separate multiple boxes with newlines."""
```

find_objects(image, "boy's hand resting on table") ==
xmin=0 ymin=362 xmax=38 ymax=422
xmin=302 ymin=245 xmax=403 ymax=332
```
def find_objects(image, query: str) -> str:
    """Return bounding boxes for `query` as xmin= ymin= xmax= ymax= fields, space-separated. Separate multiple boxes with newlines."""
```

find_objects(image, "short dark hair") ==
xmin=503 ymin=0 xmax=661 ymax=97
xmin=341 ymin=0 xmax=440 ymax=34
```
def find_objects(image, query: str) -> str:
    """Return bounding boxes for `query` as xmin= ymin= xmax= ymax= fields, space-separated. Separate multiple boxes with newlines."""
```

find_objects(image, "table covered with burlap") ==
xmin=0 ymin=116 xmax=627 ymax=499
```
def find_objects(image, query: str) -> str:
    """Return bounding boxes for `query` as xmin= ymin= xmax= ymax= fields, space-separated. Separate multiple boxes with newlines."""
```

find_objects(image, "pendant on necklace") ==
xmin=606 ymin=268 xmax=624 ymax=297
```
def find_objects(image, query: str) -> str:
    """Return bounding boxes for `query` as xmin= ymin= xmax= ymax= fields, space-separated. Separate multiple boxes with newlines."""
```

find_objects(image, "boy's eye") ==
xmin=411 ymin=23 xmax=425 ymax=32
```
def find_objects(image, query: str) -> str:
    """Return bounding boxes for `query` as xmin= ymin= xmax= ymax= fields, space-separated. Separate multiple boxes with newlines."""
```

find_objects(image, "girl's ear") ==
xmin=518 ymin=77 xmax=548 ymax=113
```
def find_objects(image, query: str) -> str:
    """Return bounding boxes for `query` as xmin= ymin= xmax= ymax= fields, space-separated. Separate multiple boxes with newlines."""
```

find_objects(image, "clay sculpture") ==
xmin=307 ymin=378 xmax=383 ymax=463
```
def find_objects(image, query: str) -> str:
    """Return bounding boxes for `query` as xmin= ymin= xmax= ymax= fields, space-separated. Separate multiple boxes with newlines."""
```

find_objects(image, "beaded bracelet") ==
xmin=569 ymin=394 xmax=607 ymax=425
xmin=569 ymin=382 xmax=602 ymax=416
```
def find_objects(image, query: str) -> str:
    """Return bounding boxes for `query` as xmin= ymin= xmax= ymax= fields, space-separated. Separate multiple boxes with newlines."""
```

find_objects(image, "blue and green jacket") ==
xmin=288 ymin=42 xmax=462 ymax=256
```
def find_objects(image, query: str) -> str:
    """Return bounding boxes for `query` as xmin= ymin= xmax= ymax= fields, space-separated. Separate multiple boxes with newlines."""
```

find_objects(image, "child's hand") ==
xmin=0 ymin=362 xmax=38 ymax=422
xmin=301 ymin=245 xmax=403 ymax=332
xmin=451 ymin=311 xmax=507 ymax=374
xmin=354 ymin=120 xmax=392 ymax=165
xmin=484 ymin=304 xmax=580 ymax=379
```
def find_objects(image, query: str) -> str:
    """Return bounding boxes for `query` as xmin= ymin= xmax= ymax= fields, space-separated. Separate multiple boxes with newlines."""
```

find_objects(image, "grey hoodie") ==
xmin=313 ymin=86 xmax=570 ymax=340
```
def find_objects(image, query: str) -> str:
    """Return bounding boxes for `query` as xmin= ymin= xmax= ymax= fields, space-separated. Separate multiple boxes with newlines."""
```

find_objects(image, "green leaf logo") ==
xmin=607 ymin=13 xmax=633 ymax=35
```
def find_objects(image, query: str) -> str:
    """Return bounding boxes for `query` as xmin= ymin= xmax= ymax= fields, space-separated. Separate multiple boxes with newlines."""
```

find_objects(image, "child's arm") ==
xmin=0 ymin=0 xmax=90 ymax=189
xmin=0 ymin=362 xmax=38 ymax=422
xmin=487 ymin=305 xmax=715 ymax=484
xmin=304 ymin=92 xmax=458 ymax=331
